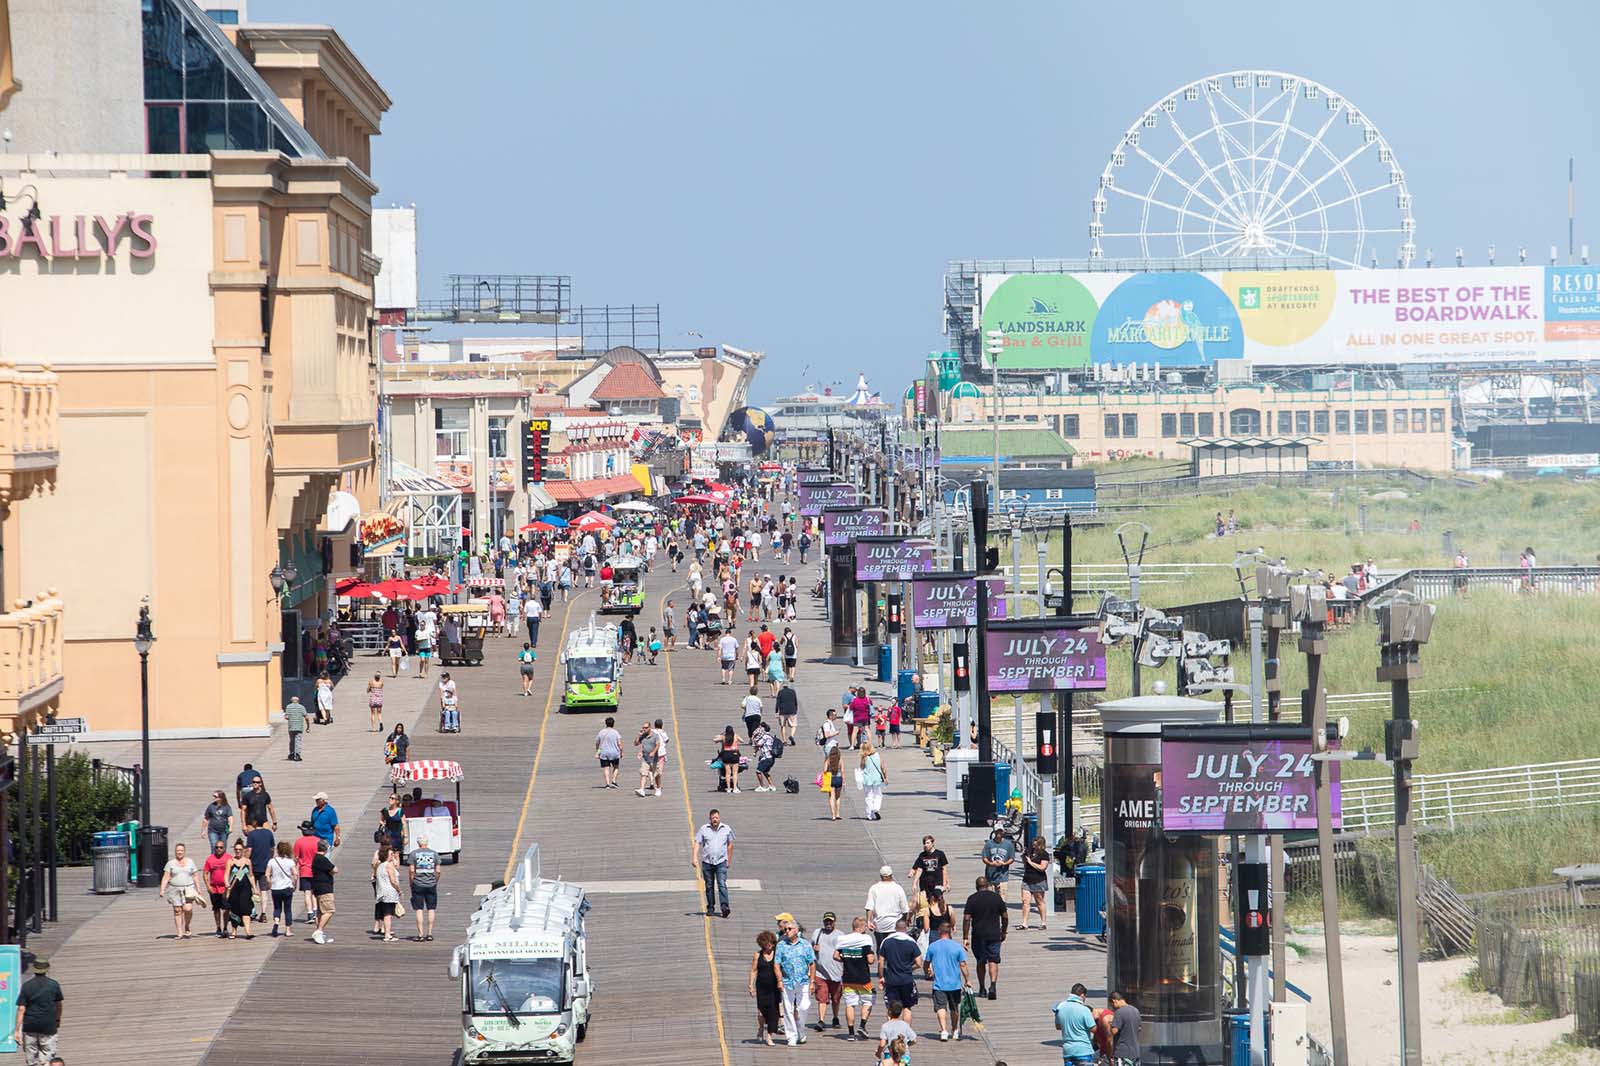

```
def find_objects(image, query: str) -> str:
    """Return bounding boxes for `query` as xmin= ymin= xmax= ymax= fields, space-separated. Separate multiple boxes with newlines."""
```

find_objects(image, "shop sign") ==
xmin=1160 ymin=737 xmax=1341 ymax=833
xmin=983 ymin=626 xmax=1106 ymax=691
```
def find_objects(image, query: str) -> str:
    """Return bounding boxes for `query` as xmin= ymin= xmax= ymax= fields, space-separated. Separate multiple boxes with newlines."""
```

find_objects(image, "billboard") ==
xmin=909 ymin=574 xmax=1006 ymax=629
xmin=1160 ymin=736 xmax=1341 ymax=833
xmin=984 ymin=626 xmax=1107 ymax=692
xmin=822 ymin=507 xmax=886 ymax=546
xmin=854 ymin=539 xmax=937 ymax=581
xmin=798 ymin=482 xmax=858 ymax=516
xmin=978 ymin=265 xmax=1597 ymax=368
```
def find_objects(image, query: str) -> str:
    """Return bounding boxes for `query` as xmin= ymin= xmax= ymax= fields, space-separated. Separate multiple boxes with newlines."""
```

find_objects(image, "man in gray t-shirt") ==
xmin=980 ymin=830 xmax=1017 ymax=898
xmin=409 ymin=837 xmax=441 ymax=941
xmin=1109 ymin=990 xmax=1141 ymax=1065
xmin=636 ymin=720 xmax=662 ymax=796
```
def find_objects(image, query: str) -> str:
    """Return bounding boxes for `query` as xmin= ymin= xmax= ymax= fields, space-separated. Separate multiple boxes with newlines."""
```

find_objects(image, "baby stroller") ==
xmin=701 ymin=602 xmax=725 ymax=637
xmin=710 ymin=747 xmax=750 ymax=791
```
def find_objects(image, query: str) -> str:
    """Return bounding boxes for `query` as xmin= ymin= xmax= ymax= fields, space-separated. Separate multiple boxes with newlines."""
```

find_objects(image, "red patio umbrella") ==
xmin=374 ymin=578 xmax=430 ymax=601
xmin=674 ymin=493 xmax=718 ymax=505
xmin=339 ymin=582 xmax=386 ymax=599
xmin=571 ymin=511 xmax=616 ymax=532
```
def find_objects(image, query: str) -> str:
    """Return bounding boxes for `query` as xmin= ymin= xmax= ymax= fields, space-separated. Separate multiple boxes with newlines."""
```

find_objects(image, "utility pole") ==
xmin=1244 ymin=604 xmax=1269 ymax=1066
xmin=1260 ymin=566 xmax=1290 ymax=1005
xmin=972 ymin=474 xmax=993 ymax=764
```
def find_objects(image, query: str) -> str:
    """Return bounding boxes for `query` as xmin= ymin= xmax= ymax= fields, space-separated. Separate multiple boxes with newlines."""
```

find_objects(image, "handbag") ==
xmin=853 ymin=768 xmax=866 ymax=789
xmin=395 ymin=900 xmax=406 ymax=918
xmin=816 ymin=771 xmax=830 ymax=792
xmin=399 ymin=656 xmax=410 ymax=672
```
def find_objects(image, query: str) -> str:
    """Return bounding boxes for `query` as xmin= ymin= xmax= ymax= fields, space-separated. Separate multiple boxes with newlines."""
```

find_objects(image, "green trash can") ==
xmin=118 ymin=820 xmax=141 ymax=883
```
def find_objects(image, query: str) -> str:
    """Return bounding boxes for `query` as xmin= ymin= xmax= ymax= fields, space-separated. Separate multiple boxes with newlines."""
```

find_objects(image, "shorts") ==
xmin=599 ymin=757 xmax=620 ymax=769
xmin=933 ymin=987 xmax=961 ymax=1013
xmin=1023 ymin=878 xmax=1047 ymax=898
xmin=298 ymin=876 xmax=313 ymax=891
xmin=209 ymin=891 xmax=229 ymax=911
xmin=520 ymin=665 xmax=535 ymax=677
xmin=720 ymin=659 xmax=735 ymax=671
xmin=316 ymin=892 xmax=336 ymax=916
xmin=747 ymin=668 xmax=760 ymax=680
xmin=883 ymin=981 xmax=917 ymax=1009
xmin=889 ymin=722 xmax=901 ymax=735
xmin=971 ymin=935 xmax=1002 ymax=963
xmin=418 ymin=648 xmax=432 ymax=660
xmin=750 ymin=594 xmax=762 ymax=607
xmin=756 ymin=757 xmax=775 ymax=776
xmin=411 ymin=885 xmax=438 ymax=911
xmin=376 ymin=900 xmax=397 ymax=918
xmin=841 ymin=984 xmax=874 ymax=1009
xmin=813 ymin=975 xmax=842 ymax=1003
xmin=784 ymin=658 xmax=796 ymax=671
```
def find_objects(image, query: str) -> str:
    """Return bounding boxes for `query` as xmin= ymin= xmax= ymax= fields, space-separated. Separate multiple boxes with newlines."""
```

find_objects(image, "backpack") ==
xmin=783 ymin=777 xmax=800 ymax=794
xmin=770 ymin=736 xmax=784 ymax=760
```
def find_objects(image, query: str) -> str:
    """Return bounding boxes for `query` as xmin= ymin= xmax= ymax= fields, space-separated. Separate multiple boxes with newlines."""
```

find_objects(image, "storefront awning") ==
xmin=526 ymin=483 xmax=559 ymax=511
xmin=387 ymin=459 xmax=461 ymax=498
xmin=544 ymin=474 xmax=644 ymax=503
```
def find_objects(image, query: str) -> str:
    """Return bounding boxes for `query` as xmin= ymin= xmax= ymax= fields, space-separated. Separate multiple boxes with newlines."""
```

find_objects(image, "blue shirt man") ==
xmin=925 ymin=934 xmax=967 ymax=992
xmin=1052 ymin=986 xmax=1098 ymax=1065
xmin=309 ymin=794 xmax=340 ymax=850
xmin=774 ymin=928 xmax=816 ymax=989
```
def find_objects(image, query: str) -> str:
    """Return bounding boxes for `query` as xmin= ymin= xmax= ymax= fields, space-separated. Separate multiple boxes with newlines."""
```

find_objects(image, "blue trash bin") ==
xmin=1075 ymin=864 xmax=1106 ymax=934
xmin=993 ymin=762 xmax=1012 ymax=809
xmin=1226 ymin=1012 xmax=1255 ymax=1066
xmin=915 ymin=690 xmax=940 ymax=719
xmin=896 ymin=669 xmax=917 ymax=703
xmin=877 ymin=644 xmax=893 ymax=682
xmin=1022 ymin=812 xmax=1039 ymax=849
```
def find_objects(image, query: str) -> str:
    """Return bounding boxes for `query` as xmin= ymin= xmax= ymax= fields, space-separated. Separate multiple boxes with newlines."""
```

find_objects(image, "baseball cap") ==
xmin=821 ymin=911 xmax=837 ymax=921
xmin=313 ymin=791 xmax=329 ymax=802
xmin=772 ymin=912 xmax=796 ymax=924
xmin=879 ymin=865 xmax=894 ymax=877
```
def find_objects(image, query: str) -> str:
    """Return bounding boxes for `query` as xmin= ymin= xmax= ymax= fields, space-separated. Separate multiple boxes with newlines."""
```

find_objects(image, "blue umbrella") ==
xmin=537 ymin=514 xmax=569 ymax=528
xmin=1535 ymin=466 xmax=1564 ymax=477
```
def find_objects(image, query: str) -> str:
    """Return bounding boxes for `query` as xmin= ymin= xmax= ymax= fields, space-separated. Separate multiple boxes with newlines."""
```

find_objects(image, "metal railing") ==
xmin=991 ymin=732 xmax=1099 ymax=831
xmin=1362 ymin=566 xmax=1600 ymax=603
xmin=1339 ymin=757 xmax=1600 ymax=833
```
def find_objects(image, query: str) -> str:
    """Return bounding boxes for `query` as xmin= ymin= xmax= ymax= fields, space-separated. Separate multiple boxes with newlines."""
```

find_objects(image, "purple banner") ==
xmin=910 ymin=575 xmax=1006 ymax=629
xmin=822 ymin=508 xmax=886 ymax=546
xmin=853 ymin=539 xmax=936 ymax=581
xmin=1160 ymin=738 xmax=1341 ymax=833
xmin=983 ymin=627 xmax=1107 ymax=692
xmin=799 ymin=482 xmax=858 ymax=516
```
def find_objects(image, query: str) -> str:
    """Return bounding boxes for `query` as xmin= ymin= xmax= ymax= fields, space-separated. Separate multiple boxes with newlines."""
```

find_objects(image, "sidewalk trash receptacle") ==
xmin=993 ymin=762 xmax=1012 ymax=810
xmin=91 ymin=831 xmax=129 ymax=895
xmin=876 ymin=644 xmax=893 ymax=682
xmin=138 ymin=825 xmax=169 ymax=888
xmin=916 ymin=690 xmax=940 ymax=719
xmin=118 ymin=820 xmax=141 ymax=883
xmin=1023 ymin=811 xmax=1039 ymax=849
xmin=1075 ymin=864 xmax=1106 ymax=934
xmin=896 ymin=669 xmax=918 ymax=703
xmin=945 ymin=746 xmax=978 ymax=802
xmin=964 ymin=761 xmax=997 ymax=827
xmin=1226 ymin=1012 xmax=1256 ymax=1066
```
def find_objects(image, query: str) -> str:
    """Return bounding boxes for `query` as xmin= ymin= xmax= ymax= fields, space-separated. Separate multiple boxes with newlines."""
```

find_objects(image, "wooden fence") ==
xmin=1476 ymin=885 xmax=1600 ymax=1042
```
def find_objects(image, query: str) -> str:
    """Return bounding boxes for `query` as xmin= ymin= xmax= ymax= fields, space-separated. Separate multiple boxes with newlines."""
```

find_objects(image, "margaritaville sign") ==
xmin=0 ymin=213 xmax=158 ymax=259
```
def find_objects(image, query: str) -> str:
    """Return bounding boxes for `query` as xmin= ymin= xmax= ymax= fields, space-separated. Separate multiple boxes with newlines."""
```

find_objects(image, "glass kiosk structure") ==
xmin=1100 ymin=694 xmax=1225 ymax=1065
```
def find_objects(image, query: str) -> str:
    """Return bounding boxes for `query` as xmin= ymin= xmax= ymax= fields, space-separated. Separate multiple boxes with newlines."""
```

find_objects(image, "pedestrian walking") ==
xmin=925 ymin=921 xmax=969 ymax=1041
xmin=309 ymin=839 xmax=337 ymax=943
xmin=773 ymin=914 xmax=816 ymax=1046
xmin=876 ymin=917 xmax=922 ymax=1027
xmin=266 ymin=840 xmax=297 ymax=937
xmin=810 ymin=911 xmax=844 ymax=1030
xmin=384 ymin=723 xmax=410 ymax=765
xmin=157 ymin=842 xmax=199 ymax=940
xmin=691 ymin=808 xmax=734 ymax=918
xmin=314 ymin=671 xmax=334 ymax=725
xmin=865 ymin=865 xmax=910 ymax=951
xmin=859 ymin=741 xmax=886 ymax=821
xmin=283 ymin=695 xmax=308 ymax=761
xmin=744 ymin=632 xmax=762 ymax=687
xmin=202 ymin=791 xmax=235 ymax=852
xmin=380 ymin=792 xmax=405 ymax=852
xmin=634 ymin=720 xmax=661 ymax=797
xmin=201 ymin=840 xmax=230 ymax=937
xmin=1107 ymin=989 xmax=1142 ymax=1065
xmin=224 ymin=840 xmax=256 ymax=939
xmin=245 ymin=820 xmax=275 ymax=919
xmin=595 ymin=717 xmax=623 ymax=788
xmin=741 ymin=689 xmax=764 ymax=738
xmin=525 ymin=591 xmax=544 ymax=647
xmin=241 ymin=773 xmax=276 ymax=832
xmin=748 ymin=930 xmax=783 ymax=1047
xmin=662 ymin=599 xmax=677 ymax=651
xmin=876 ymin=1001 xmax=917 ymax=1063
xmin=653 ymin=718 xmax=671 ymax=794
xmin=848 ymin=688 xmax=872 ymax=748
xmin=718 ymin=631 xmax=739 ymax=684
xmin=775 ymin=682 xmax=799 ymax=744
xmin=908 ymin=835 xmax=951 ymax=910
xmin=782 ymin=627 xmax=798 ymax=682
xmin=309 ymin=792 xmax=341 ymax=853
xmin=409 ymin=833 xmax=441 ymax=941
xmin=367 ymin=673 xmax=385 ymax=731
xmin=1020 ymin=837 xmax=1051 ymax=930
xmin=817 ymin=707 xmax=840 ymax=753
xmin=981 ymin=826 xmax=1017 ymax=901
xmin=1052 ymin=983 xmax=1097 ymax=1066
xmin=821 ymin=744 xmax=844 ymax=820
xmin=751 ymin=720 xmax=777 ymax=792
xmin=962 ymin=876 xmax=1008 ymax=1000
xmin=518 ymin=643 xmax=537 ymax=696
xmin=374 ymin=843 xmax=401 ymax=942
xmin=765 ymin=644 xmax=786 ymax=696
xmin=293 ymin=820 xmax=320 ymax=920
xmin=386 ymin=629 xmax=406 ymax=677
xmin=15 ymin=958 xmax=63 ymax=1066
xmin=833 ymin=915 xmax=877 ymax=1040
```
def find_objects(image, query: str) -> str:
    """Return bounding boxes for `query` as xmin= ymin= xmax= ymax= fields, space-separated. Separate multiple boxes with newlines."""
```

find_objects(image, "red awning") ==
xmin=544 ymin=474 xmax=644 ymax=503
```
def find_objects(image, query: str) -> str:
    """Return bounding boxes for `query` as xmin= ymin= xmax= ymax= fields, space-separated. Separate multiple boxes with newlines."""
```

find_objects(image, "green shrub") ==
xmin=10 ymin=752 xmax=135 ymax=866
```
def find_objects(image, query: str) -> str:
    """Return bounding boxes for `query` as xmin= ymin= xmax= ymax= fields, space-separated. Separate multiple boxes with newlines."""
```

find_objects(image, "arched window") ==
xmin=1229 ymin=408 xmax=1261 ymax=436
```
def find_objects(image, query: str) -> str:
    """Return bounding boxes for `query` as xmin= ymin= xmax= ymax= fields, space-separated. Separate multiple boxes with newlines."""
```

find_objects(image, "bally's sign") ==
xmin=0 ymin=213 xmax=157 ymax=259
xmin=822 ymin=507 xmax=885 ymax=546
xmin=853 ymin=539 xmax=935 ymax=581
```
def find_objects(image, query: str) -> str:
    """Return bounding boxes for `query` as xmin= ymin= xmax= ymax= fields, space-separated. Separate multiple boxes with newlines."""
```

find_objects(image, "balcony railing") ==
xmin=0 ymin=593 xmax=65 ymax=728
xmin=0 ymin=363 xmax=60 ymax=500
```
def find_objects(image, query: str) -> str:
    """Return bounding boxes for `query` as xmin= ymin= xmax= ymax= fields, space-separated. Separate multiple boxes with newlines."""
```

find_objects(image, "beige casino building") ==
xmin=0 ymin=0 xmax=390 ymax=736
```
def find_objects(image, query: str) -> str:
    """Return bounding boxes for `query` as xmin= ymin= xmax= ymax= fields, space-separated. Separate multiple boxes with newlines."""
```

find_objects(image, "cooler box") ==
xmin=1074 ymin=864 xmax=1106 ymax=934
xmin=876 ymin=644 xmax=893 ymax=682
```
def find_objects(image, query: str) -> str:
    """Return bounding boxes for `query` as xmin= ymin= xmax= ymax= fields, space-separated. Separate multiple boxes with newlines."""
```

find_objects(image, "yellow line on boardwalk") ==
xmin=502 ymin=591 xmax=585 ymax=884
xmin=665 ymin=646 xmax=734 ymax=1066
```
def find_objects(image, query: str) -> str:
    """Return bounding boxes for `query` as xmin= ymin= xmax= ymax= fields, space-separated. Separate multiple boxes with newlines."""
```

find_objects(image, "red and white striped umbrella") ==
xmin=388 ymin=760 xmax=463 ymax=784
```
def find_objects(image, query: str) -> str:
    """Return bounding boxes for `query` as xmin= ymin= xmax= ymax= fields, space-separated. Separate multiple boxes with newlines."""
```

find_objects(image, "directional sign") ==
xmin=37 ymin=718 xmax=86 ymax=736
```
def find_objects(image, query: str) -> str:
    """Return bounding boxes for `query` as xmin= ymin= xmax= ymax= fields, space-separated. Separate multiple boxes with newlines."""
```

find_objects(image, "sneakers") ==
xmin=939 ymin=1031 xmax=950 ymax=1042
xmin=310 ymin=930 xmax=326 ymax=944
xmin=636 ymin=788 xmax=650 ymax=797
xmin=987 ymin=986 xmax=997 ymax=1000
xmin=653 ymin=788 xmax=663 ymax=796
xmin=730 ymin=787 xmax=741 ymax=794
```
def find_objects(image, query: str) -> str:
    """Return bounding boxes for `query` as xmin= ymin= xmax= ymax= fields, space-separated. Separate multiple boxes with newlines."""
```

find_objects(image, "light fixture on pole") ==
xmin=133 ymin=600 xmax=156 ymax=887
xmin=268 ymin=564 xmax=299 ymax=600
xmin=984 ymin=330 xmax=1006 ymax=497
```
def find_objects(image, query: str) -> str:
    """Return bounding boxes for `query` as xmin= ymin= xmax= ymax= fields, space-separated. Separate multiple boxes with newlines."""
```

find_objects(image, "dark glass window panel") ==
xmin=1335 ymin=410 xmax=1350 ymax=434
xmin=206 ymin=8 xmax=240 ymax=24
xmin=1197 ymin=412 xmax=1215 ymax=435
xmin=142 ymin=0 xmax=185 ymax=99
xmin=1122 ymin=413 xmax=1137 ymax=437
xmin=183 ymin=23 xmax=226 ymax=99
xmin=146 ymin=104 xmax=182 ymax=153
xmin=1104 ymin=414 xmax=1119 ymax=438
xmin=1180 ymin=412 xmax=1195 ymax=436
xmin=227 ymin=103 xmax=269 ymax=150
xmin=226 ymin=71 xmax=250 ymax=100
xmin=1314 ymin=410 xmax=1329 ymax=434
xmin=1063 ymin=415 xmax=1079 ymax=438
xmin=185 ymin=101 xmax=227 ymax=152
xmin=1161 ymin=413 xmax=1177 ymax=438
xmin=1372 ymin=410 xmax=1388 ymax=433
xmin=1295 ymin=410 xmax=1310 ymax=434
xmin=1276 ymin=410 xmax=1292 ymax=434
xmin=268 ymin=124 xmax=302 ymax=158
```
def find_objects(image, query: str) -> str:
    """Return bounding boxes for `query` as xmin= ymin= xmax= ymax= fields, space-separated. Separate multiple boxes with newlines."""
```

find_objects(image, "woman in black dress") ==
xmin=225 ymin=840 xmax=257 ymax=939
xmin=747 ymin=929 xmax=782 ymax=1047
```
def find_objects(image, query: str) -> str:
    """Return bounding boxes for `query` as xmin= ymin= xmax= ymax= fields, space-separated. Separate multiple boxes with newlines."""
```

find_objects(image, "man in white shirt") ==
xmin=865 ymin=865 xmax=910 ymax=951
xmin=718 ymin=632 xmax=740 ymax=685
xmin=525 ymin=593 xmax=544 ymax=647
xmin=742 ymin=691 xmax=764 ymax=738
xmin=819 ymin=709 xmax=840 ymax=753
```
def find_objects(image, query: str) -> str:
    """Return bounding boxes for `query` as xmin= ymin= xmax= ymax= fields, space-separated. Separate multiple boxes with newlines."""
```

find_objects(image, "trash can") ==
xmin=138 ymin=825 xmax=169 ymax=889
xmin=964 ymin=761 xmax=997 ymax=827
xmin=118 ymin=820 xmax=141 ymax=883
xmin=1074 ymin=864 xmax=1106 ymax=934
xmin=896 ymin=669 xmax=918 ymax=703
xmin=1022 ymin=812 xmax=1039 ymax=849
xmin=876 ymin=644 xmax=893 ymax=682
xmin=993 ymin=762 xmax=1012 ymax=810
xmin=1225 ymin=1012 xmax=1257 ymax=1066
xmin=945 ymin=746 xmax=978 ymax=802
xmin=91 ymin=831 xmax=129 ymax=895
xmin=916 ymin=690 xmax=940 ymax=719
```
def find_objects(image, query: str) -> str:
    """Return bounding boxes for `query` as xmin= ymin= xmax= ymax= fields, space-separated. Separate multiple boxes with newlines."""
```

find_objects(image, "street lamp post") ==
xmin=133 ymin=601 xmax=155 ymax=887
xmin=985 ymin=330 xmax=1005 ymax=492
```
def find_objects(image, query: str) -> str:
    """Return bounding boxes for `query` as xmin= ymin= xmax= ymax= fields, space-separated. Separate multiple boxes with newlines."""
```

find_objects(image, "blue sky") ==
xmin=258 ymin=0 xmax=1600 ymax=400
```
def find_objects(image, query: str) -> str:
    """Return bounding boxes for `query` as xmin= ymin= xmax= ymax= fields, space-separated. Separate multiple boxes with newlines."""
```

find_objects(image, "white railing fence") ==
xmin=1337 ymin=757 xmax=1600 ymax=833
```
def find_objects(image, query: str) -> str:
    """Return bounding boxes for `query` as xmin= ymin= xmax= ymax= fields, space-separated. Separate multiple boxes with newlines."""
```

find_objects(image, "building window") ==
xmin=1180 ymin=412 xmax=1196 ymax=436
xmin=1295 ymin=410 xmax=1310 ymax=434
xmin=1277 ymin=410 xmax=1293 ymax=435
xmin=1372 ymin=409 xmax=1388 ymax=433
xmin=1229 ymin=408 xmax=1261 ymax=435
xmin=1394 ymin=409 xmax=1408 ymax=433
xmin=487 ymin=417 xmax=509 ymax=459
xmin=1334 ymin=410 xmax=1350 ymax=434
xmin=1161 ymin=413 xmax=1178 ymax=438
xmin=1354 ymin=410 xmax=1369 ymax=434
xmin=205 ymin=8 xmax=240 ymax=24
xmin=1314 ymin=410 xmax=1330 ymax=434
xmin=1197 ymin=412 xmax=1215 ymax=436
xmin=434 ymin=407 xmax=468 ymax=459
xmin=1104 ymin=414 xmax=1120 ymax=438
xmin=1430 ymin=408 xmax=1445 ymax=432
xmin=1412 ymin=408 xmax=1426 ymax=431
xmin=1122 ymin=413 xmax=1138 ymax=438
xmin=1063 ymin=414 xmax=1080 ymax=438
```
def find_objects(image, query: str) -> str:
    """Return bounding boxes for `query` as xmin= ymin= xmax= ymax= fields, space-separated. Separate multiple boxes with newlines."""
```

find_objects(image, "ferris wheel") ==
xmin=1089 ymin=71 xmax=1415 ymax=269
